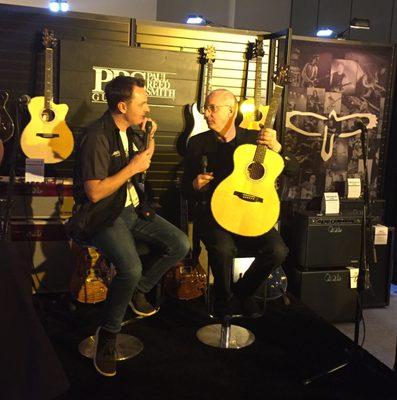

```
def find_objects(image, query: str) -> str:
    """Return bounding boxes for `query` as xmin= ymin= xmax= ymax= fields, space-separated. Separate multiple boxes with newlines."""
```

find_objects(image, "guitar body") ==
xmin=187 ymin=102 xmax=209 ymax=143
xmin=239 ymin=99 xmax=269 ymax=130
xmin=211 ymin=144 xmax=284 ymax=236
xmin=0 ymin=91 xmax=14 ymax=143
xmin=21 ymin=96 xmax=74 ymax=163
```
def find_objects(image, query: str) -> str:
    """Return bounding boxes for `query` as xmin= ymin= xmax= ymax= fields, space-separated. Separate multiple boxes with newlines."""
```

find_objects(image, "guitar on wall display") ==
xmin=20 ymin=28 xmax=74 ymax=164
xmin=0 ymin=91 xmax=15 ymax=145
xmin=186 ymin=45 xmax=216 ymax=143
xmin=239 ymin=38 xmax=269 ymax=130
xmin=235 ymin=41 xmax=254 ymax=126
xmin=211 ymin=66 xmax=290 ymax=237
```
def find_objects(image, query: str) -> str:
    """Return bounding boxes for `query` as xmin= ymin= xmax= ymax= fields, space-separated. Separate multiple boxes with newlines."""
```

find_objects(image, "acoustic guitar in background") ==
xmin=20 ymin=28 xmax=74 ymax=164
xmin=0 ymin=91 xmax=14 ymax=144
xmin=235 ymin=41 xmax=254 ymax=126
xmin=239 ymin=38 xmax=269 ymax=130
xmin=211 ymin=66 xmax=290 ymax=237
xmin=186 ymin=45 xmax=216 ymax=144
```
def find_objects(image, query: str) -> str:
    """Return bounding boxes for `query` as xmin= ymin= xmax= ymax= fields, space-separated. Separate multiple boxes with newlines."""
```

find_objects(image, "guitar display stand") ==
xmin=196 ymin=259 xmax=255 ymax=349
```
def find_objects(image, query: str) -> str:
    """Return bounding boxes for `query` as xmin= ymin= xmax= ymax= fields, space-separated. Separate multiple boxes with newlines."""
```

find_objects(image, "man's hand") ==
xmin=257 ymin=128 xmax=282 ymax=153
xmin=128 ymin=150 xmax=152 ymax=175
xmin=193 ymin=172 xmax=214 ymax=191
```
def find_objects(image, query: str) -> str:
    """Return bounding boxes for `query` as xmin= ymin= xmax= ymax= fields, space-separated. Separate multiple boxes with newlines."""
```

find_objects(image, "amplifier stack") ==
xmin=285 ymin=209 xmax=393 ymax=322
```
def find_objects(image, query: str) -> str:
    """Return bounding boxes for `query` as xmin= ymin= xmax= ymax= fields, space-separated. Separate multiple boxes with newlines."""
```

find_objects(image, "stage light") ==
xmin=49 ymin=0 xmax=60 ymax=12
xmin=186 ymin=15 xmax=207 ymax=25
xmin=316 ymin=28 xmax=334 ymax=37
xmin=60 ymin=0 xmax=69 ymax=12
xmin=350 ymin=18 xmax=370 ymax=30
xmin=49 ymin=0 xmax=69 ymax=13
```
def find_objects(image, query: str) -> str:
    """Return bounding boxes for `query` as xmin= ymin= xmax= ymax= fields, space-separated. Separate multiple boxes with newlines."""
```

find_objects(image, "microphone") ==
xmin=18 ymin=94 xmax=31 ymax=106
xmin=143 ymin=120 xmax=152 ymax=150
xmin=202 ymin=155 xmax=208 ymax=174
xmin=140 ymin=120 xmax=153 ymax=184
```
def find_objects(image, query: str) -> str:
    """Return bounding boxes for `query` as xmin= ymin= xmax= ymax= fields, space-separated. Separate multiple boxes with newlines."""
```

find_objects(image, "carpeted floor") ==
xmin=37 ymin=293 xmax=397 ymax=400
xmin=334 ymin=285 xmax=397 ymax=369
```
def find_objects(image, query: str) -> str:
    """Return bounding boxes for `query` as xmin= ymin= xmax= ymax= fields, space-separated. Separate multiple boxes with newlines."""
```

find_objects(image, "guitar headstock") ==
xmin=252 ymin=39 xmax=265 ymax=59
xmin=198 ymin=45 xmax=216 ymax=65
xmin=245 ymin=41 xmax=255 ymax=61
xmin=272 ymin=66 xmax=291 ymax=87
xmin=42 ymin=28 xmax=57 ymax=49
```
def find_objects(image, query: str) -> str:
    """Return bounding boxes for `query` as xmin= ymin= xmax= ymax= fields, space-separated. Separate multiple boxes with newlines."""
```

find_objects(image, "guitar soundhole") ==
xmin=41 ymin=109 xmax=55 ymax=122
xmin=254 ymin=110 xmax=263 ymax=121
xmin=248 ymin=162 xmax=265 ymax=180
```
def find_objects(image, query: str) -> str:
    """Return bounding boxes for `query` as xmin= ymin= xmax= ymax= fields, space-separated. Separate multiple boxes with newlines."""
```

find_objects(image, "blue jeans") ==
xmin=91 ymin=205 xmax=190 ymax=333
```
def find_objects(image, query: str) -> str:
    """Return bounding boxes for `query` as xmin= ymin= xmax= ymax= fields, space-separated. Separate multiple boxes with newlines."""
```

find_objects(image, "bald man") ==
xmin=181 ymin=89 xmax=299 ymax=319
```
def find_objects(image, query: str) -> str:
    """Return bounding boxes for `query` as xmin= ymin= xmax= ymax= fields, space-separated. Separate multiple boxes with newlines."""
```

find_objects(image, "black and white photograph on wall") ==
xmin=282 ymin=38 xmax=393 ymax=201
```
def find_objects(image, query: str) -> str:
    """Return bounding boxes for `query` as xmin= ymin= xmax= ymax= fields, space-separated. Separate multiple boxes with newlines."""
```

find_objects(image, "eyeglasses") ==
xmin=201 ymin=104 xmax=232 ymax=113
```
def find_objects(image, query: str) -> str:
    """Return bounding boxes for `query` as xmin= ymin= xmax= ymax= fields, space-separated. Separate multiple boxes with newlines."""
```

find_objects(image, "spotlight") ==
xmin=49 ymin=0 xmax=60 ymax=12
xmin=316 ymin=28 xmax=334 ymax=37
xmin=60 ymin=0 xmax=69 ymax=12
xmin=186 ymin=15 xmax=207 ymax=25
xmin=49 ymin=0 xmax=69 ymax=13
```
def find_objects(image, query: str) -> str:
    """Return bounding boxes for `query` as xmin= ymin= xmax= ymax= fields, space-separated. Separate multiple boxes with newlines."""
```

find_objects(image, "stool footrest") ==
xmin=196 ymin=323 xmax=255 ymax=349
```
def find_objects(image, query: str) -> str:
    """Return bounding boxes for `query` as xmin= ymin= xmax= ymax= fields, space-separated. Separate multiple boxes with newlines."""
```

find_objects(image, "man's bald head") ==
xmin=206 ymin=89 xmax=237 ymax=109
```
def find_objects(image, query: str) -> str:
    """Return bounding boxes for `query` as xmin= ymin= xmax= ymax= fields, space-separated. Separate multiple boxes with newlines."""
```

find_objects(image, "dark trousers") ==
xmin=200 ymin=218 xmax=289 ymax=301
xmin=91 ymin=205 xmax=190 ymax=333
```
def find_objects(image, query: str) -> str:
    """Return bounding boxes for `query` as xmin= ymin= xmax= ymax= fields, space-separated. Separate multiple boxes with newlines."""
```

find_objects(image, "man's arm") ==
xmin=85 ymin=151 xmax=151 ymax=203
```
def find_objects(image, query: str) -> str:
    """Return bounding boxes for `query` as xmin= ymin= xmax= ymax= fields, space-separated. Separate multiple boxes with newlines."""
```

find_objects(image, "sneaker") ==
xmin=130 ymin=290 xmax=159 ymax=317
xmin=93 ymin=327 xmax=117 ymax=377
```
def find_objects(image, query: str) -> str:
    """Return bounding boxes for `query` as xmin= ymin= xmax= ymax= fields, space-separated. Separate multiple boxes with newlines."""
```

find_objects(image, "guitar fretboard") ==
xmin=44 ymin=47 xmax=53 ymax=111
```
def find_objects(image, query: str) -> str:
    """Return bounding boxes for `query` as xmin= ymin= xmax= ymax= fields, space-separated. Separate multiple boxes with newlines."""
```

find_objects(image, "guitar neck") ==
xmin=204 ymin=62 xmax=214 ymax=104
xmin=254 ymin=84 xmax=283 ymax=163
xmin=253 ymin=55 xmax=262 ymax=119
xmin=44 ymin=47 xmax=53 ymax=110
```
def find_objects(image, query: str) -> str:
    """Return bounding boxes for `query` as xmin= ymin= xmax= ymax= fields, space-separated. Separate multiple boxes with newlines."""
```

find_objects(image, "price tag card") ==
xmin=321 ymin=192 xmax=340 ymax=214
xmin=347 ymin=178 xmax=361 ymax=198
xmin=374 ymin=224 xmax=388 ymax=245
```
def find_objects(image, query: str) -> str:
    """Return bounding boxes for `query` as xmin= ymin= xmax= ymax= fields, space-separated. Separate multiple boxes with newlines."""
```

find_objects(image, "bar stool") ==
xmin=196 ymin=255 xmax=258 ymax=350
xmin=70 ymin=239 xmax=152 ymax=361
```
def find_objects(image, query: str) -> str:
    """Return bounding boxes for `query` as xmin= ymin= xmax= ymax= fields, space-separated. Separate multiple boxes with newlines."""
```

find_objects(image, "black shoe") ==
xmin=130 ymin=291 xmax=159 ymax=317
xmin=93 ymin=327 xmax=117 ymax=377
xmin=242 ymin=295 xmax=264 ymax=318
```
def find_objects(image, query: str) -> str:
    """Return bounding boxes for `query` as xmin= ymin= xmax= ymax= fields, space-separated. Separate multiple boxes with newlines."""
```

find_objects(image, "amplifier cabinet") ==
xmin=9 ymin=219 xmax=76 ymax=293
xmin=294 ymin=211 xmax=362 ymax=269
xmin=288 ymin=267 xmax=357 ymax=323
xmin=0 ymin=177 xmax=74 ymax=219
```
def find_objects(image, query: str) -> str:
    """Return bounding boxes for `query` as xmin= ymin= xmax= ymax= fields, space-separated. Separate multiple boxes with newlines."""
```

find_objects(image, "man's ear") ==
xmin=118 ymin=101 xmax=127 ymax=114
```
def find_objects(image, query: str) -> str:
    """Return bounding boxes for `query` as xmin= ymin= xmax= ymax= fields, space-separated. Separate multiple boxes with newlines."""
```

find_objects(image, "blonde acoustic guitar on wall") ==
xmin=20 ymin=28 xmax=74 ymax=164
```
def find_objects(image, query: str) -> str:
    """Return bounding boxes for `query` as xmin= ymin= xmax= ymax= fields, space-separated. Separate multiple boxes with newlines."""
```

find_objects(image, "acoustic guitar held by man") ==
xmin=182 ymin=89 xmax=299 ymax=319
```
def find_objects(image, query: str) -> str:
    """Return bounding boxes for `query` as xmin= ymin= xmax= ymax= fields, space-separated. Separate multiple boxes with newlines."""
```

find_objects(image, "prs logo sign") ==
xmin=92 ymin=66 xmax=176 ymax=103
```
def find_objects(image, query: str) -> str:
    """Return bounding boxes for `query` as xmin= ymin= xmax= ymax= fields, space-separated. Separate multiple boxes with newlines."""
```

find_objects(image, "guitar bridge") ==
xmin=36 ymin=133 xmax=60 ymax=138
xmin=233 ymin=191 xmax=263 ymax=203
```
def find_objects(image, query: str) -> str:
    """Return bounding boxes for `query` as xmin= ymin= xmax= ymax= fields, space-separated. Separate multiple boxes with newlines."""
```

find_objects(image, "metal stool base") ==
xmin=196 ymin=323 xmax=255 ymax=349
xmin=79 ymin=333 xmax=143 ymax=360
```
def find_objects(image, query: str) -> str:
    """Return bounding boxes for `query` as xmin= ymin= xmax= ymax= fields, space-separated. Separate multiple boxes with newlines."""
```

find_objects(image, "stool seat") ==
xmin=79 ymin=333 xmax=143 ymax=360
